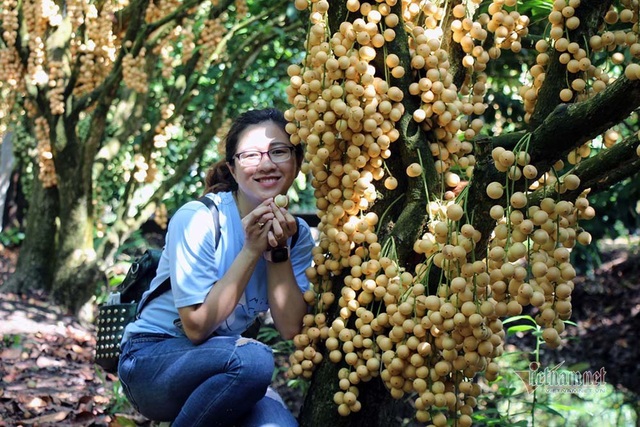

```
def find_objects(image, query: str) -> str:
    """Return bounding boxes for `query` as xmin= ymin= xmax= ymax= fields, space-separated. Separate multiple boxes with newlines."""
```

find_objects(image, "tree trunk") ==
xmin=298 ymin=299 xmax=416 ymax=427
xmin=51 ymin=193 xmax=102 ymax=314
xmin=0 ymin=132 xmax=15 ymax=231
xmin=50 ymin=117 xmax=103 ymax=314
xmin=3 ymin=171 xmax=58 ymax=294
xmin=299 ymin=362 xmax=415 ymax=427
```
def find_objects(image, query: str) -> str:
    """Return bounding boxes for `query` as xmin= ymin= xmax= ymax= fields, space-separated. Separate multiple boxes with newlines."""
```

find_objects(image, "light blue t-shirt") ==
xmin=122 ymin=191 xmax=314 ymax=343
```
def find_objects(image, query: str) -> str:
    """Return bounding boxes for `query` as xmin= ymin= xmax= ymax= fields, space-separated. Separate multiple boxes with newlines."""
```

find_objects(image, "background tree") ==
xmin=284 ymin=0 xmax=640 ymax=426
xmin=0 ymin=0 xmax=305 ymax=312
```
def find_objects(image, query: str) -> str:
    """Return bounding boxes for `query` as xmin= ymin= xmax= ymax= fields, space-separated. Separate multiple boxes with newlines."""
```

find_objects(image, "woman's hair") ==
xmin=203 ymin=108 xmax=303 ymax=195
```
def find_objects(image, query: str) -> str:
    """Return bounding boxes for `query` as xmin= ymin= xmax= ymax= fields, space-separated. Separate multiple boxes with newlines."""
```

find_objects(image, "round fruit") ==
xmin=275 ymin=194 xmax=289 ymax=208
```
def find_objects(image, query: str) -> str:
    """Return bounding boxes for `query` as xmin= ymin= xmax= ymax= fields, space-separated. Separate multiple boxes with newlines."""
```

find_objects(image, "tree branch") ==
xmin=71 ymin=0 xmax=152 ymax=114
xmin=528 ymin=76 xmax=640 ymax=174
xmin=529 ymin=0 xmax=614 ymax=128
xmin=530 ymin=132 xmax=640 ymax=204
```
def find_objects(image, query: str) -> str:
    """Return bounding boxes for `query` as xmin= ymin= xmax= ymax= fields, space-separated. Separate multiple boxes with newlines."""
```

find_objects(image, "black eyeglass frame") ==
xmin=233 ymin=146 xmax=296 ymax=167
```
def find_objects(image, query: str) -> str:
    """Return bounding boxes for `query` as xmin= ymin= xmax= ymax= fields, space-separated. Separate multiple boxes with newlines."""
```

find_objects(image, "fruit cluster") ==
xmin=131 ymin=153 xmax=151 ymax=183
xmin=283 ymin=0 xmax=634 ymax=424
xmin=520 ymin=0 xmax=640 ymax=118
xmin=145 ymin=0 xmax=182 ymax=24
xmin=123 ymin=48 xmax=149 ymax=94
xmin=154 ymin=203 xmax=168 ymax=229
xmin=196 ymin=17 xmax=227 ymax=70
xmin=235 ymin=0 xmax=248 ymax=20
xmin=48 ymin=60 xmax=65 ymax=115
xmin=0 ymin=0 xmax=24 ymax=134
xmin=35 ymin=117 xmax=57 ymax=188
xmin=153 ymin=104 xmax=178 ymax=149
xmin=71 ymin=2 xmax=119 ymax=97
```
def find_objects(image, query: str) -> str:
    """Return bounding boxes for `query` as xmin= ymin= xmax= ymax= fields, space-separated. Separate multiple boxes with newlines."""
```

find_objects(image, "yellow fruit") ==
xmin=275 ymin=194 xmax=289 ymax=208
xmin=384 ymin=176 xmax=398 ymax=190
xmin=406 ymin=163 xmax=423 ymax=177
xmin=486 ymin=182 xmax=503 ymax=199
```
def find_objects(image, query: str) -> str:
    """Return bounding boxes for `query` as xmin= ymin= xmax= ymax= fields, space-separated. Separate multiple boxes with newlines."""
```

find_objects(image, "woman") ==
xmin=118 ymin=108 xmax=313 ymax=426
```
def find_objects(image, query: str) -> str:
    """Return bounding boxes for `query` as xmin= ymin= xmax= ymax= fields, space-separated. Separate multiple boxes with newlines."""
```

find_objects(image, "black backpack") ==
xmin=94 ymin=196 xmax=300 ymax=372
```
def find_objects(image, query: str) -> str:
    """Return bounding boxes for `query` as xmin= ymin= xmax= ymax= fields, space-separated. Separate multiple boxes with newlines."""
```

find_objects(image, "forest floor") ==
xmin=0 ymin=241 xmax=639 ymax=426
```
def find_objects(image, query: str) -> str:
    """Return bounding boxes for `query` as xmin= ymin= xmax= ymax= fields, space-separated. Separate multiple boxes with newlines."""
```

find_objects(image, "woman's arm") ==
xmin=266 ymin=259 xmax=307 ymax=340
xmin=178 ymin=247 xmax=262 ymax=344
xmin=265 ymin=204 xmax=310 ymax=340
xmin=177 ymin=201 xmax=275 ymax=344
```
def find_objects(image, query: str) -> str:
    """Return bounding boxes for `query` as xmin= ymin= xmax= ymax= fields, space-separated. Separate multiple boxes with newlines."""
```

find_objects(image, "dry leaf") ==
xmin=36 ymin=356 xmax=64 ymax=369
xmin=1 ymin=348 xmax=22 ymax=360
xmin=18 ymin=409 xmax=70 ymax=424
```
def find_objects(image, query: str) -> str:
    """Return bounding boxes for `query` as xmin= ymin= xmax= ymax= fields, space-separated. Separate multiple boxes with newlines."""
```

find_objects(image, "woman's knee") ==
xmin=233 ymin=337 xmax=274 ymax=387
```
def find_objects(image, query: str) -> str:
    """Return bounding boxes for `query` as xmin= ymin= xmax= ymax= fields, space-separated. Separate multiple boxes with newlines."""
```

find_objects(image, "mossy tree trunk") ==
xmin=3 ymin=169 xmax=59 ymax=295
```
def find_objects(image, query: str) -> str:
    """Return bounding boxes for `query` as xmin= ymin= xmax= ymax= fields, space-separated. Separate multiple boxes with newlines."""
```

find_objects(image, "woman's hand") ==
xmin=266 ymin=201 xmax=297 ymax=248
xmin=242 ymin=200 xmax=275 ymax=255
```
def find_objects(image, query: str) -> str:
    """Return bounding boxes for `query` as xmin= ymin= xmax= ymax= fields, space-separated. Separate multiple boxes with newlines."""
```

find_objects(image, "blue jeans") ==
xmin=118 ymin=333 xmax=298 ymax=427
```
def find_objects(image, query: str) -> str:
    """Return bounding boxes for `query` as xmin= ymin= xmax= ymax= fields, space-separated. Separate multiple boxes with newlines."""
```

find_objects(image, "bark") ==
xmin=3 ymin=172 xmax=59 ymax=295
xmin=299 ymin=303 xmax=414 ymax=427
xmin=0 ymin=132 xmax=15 ymax=231
xmin=49 ymin=113 xmax=104 ymax=313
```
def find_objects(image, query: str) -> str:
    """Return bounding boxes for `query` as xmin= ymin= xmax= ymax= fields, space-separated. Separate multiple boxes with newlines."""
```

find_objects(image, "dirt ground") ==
xmin=0 ymin=243 xmax=639 ymax=426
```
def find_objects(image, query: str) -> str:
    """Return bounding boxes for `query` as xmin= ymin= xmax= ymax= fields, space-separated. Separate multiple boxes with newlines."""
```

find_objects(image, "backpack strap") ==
xmin=138 ymin=196 xmax=219 ymax=313
xmin=291 ymin=217 xmax=300 ymax=249
xmin=197 ymin=195 xmax=221 ymax=248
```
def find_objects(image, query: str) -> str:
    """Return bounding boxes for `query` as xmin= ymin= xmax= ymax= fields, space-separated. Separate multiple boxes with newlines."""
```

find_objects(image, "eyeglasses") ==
xmin=234 ymin=146 xmax=295 ymax=167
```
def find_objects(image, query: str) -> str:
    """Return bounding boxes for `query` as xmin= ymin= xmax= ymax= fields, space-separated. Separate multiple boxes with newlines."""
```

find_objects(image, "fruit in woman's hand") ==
xmin=275 ymin=194 xmax=289 ymax=208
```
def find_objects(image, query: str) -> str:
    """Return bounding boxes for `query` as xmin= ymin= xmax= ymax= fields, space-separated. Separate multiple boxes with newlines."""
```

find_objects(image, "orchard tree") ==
xmin=284 ymin=0 xmax=640 ymax=426
xmin=0 ymin=0 xmax=304 ymax=312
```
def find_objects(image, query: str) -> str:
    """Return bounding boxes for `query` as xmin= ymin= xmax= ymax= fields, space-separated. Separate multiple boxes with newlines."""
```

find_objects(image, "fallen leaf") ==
xmin=71 ymin=344 xmax=85 ymax=354
xmin=1 ymin=348 xmax=22 ymax=360
xmin=36 ymin=356 xmax=65 ymax=369
xmin=94 ymin=395 xmax=110 ymax=405
xmin=18 ymin=409 xmax=70 ymax=424
xmin=72 ymin=410 xmax=96 ymax=424
xmin=26 ymin=396 xmax=48 ymax=409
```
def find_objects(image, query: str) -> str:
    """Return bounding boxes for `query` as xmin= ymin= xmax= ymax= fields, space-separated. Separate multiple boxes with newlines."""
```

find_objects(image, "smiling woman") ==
xmin=228 ymin=122 xmax=299 ymax=214
xmin=115 ymin=108 xmax=313 ymax=427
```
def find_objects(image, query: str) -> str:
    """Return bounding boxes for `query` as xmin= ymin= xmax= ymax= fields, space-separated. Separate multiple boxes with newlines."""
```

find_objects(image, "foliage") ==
xmin=474 ymin=315 xmax=638 ymax=426
xmin=0 ymin=226 xmax=25 ymax=248
xmin=0 ymin=0 xmax=308 ymax=311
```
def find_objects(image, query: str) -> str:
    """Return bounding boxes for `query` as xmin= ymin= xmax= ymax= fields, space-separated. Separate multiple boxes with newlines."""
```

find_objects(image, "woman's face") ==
xmin=228 ymin=121 xmax=299 ymax=209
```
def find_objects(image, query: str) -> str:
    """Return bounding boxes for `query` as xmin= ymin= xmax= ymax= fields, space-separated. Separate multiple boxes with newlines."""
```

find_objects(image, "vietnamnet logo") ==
xmin=514 ymin=361 xmax=607 ymax=394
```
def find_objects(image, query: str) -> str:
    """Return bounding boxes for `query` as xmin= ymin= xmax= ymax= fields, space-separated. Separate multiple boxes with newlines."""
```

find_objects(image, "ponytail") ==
xmin=203 ymin=160 xmax=237 ymax=195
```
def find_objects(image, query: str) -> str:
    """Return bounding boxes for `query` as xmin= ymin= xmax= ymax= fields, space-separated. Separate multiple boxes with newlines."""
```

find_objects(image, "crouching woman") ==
xmin=117 ymin=108 xmax=313 ymax=426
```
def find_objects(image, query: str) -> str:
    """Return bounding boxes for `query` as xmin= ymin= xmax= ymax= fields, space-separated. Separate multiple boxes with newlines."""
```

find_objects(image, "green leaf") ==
xmin=109 ymin=274 xmax=126 ymax=287
xmin=507 ymin=324 xmax=537 ymax=335
xmin=503 ymin=315 xmax=536 ymax=325
xmin=537 ymin=402 xmax=565 ymax=417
